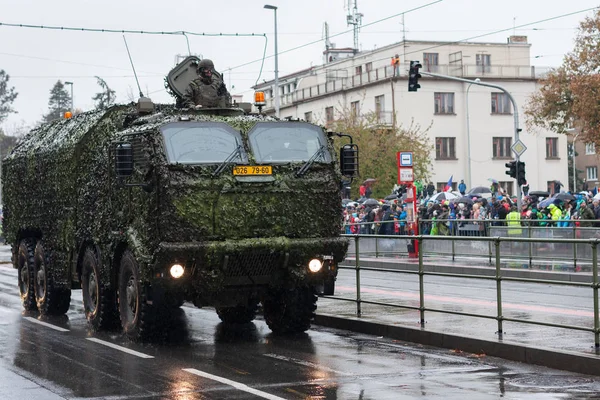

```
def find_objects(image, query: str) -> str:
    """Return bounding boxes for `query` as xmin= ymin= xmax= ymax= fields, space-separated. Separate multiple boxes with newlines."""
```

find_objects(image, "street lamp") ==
xmin=465 ymin=78 xmax=480 ymax=190
xmin=567 ymin=128 xmax=579 ymax=192
xmin=264 ymin=4 xmax=280 ymax=118
xmin=64 ymin=81 xmax=74 ymax=112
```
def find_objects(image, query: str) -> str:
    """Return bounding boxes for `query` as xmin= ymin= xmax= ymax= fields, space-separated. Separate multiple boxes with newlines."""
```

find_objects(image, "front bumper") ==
xmin=150 ymin=236 xmax=348 ymax=289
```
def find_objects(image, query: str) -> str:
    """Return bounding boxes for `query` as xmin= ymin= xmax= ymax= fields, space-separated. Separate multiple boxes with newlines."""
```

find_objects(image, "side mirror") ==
xmin=340 ymin=144 xmax=359 ymax=177
xmin=115 ymin=143 xmax=134 ymax=177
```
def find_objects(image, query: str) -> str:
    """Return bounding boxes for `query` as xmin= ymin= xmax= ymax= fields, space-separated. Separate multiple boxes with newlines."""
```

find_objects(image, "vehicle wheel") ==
xmin=17 ymin=238 xmax=37 ymax=311
xmin=216 ymin=300 xmax=259 ymax=324
xmin=118 ymin=250 xmax=156 ymax=341
xmin=262 ymin=286 xmax=317 ymax=334
xmin=34 ymin=242 xmax=71 ymax=315
xmin=81 ymin=248 xmax=118 ymax=330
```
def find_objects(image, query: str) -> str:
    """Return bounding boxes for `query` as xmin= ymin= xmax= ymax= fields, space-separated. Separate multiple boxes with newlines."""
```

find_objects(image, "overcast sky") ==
xmin=0 ymin=0 xmax=598 ymax=132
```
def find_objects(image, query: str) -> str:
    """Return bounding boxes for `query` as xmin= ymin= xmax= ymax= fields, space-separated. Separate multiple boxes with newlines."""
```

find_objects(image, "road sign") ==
xmin=399 ymin=152 xmax=413 ymax=167
xmin=399 ymin=168 xmax=414 ymax=183
xmin=511 ymin=140 xmax=527 ymax=157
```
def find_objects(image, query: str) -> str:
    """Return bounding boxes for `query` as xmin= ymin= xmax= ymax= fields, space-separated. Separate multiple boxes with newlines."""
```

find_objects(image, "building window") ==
xmin=436 ymin=182 xmax=457 ymax=192
xmin=365 ymin=62 xmax=373 ymax=72
xmin=435 ymin=137 xmax=456 ymax=160
xmin=498 ymin=181 xmax=514 ymax=196
xmin=491 ymin=93 xmax=511 ymax=114
xmin=325 ymin=107 xmax=334 ymax=125
xmin=423 ymin=53 xmax=439 ymax=71
xmin=304 ymin=111 xmax=312 ymax=122
xmin=434 ymin=92 xmax=454 ymax=114
xmin=546 ymin=137 xmax=559 ymax=159
xmin=375 ymin=95 xmax=385 ymax=121
xmin=587 ymin=166 xmax=598 ymax=181
xmin=586 ymin=143 xmax=596 ymax=155
xmin=492 ymin=137 xmax=512 ymax=158
xmin=351 ymin=101 xmax=360 ymax=118
xmin=476 ymin=53 xmax=491 ymax=73
xmin=355 ymin=66 xmax=362 ymax=75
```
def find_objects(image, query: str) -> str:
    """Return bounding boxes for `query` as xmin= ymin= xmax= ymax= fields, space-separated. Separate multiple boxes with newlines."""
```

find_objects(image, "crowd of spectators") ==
xmin=343 ymin=190 xmax=600 ymax=237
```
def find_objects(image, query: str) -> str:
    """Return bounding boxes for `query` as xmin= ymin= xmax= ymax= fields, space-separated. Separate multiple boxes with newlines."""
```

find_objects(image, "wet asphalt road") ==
xmin=2 ymin=262 xmax=600 ymax=399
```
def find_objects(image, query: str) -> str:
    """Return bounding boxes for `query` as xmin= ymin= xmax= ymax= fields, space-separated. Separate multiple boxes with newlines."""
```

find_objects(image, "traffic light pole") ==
xmin=419 ymin=71 xmax=522 ymax=209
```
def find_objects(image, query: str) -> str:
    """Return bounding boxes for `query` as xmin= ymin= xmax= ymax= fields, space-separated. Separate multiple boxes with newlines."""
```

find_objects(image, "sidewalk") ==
xmin=313 ymin=254 xmax=600 ymax=376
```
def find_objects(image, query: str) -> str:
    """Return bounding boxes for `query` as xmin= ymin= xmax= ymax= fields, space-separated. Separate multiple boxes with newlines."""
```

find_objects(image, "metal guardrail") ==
xmin=343 ymin=219 xmax=600 ymax=269
xmin=329 ymin=233 xmax=600 ymax=351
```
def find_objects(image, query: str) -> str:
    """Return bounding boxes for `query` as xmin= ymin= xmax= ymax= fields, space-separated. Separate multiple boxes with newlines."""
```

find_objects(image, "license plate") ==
xmin=233 ymin=165 xmax=272 ymax=175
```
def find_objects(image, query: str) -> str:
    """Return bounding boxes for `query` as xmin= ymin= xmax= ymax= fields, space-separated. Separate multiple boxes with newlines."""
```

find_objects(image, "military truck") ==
xmin=3 ymin=56 xmax=359 ymax=340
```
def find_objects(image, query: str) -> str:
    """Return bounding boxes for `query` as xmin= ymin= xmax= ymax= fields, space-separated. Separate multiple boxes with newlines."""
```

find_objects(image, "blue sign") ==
xmin=400 ymin=152 xmax=413 ymax=167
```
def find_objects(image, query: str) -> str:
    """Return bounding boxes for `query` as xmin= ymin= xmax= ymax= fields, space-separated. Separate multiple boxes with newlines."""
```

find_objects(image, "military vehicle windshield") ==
xmin=248 ymin=122 xmax=332 ymax=163
xmin=161 ymin=122 xmax=248 ymax=164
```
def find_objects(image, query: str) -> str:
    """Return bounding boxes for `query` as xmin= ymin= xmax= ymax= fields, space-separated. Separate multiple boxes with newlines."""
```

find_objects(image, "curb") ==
xmin=313 ymin=314 xmax=600 ymax=376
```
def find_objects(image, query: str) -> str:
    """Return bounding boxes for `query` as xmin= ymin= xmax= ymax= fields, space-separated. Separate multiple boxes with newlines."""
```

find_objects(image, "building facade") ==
xmin=254 ymin=37 xmax=569 ymax=195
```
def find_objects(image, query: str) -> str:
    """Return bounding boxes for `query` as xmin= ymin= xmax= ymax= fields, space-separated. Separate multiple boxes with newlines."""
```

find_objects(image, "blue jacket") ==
xmin=458 ymin=182 xmax=467 ymax=194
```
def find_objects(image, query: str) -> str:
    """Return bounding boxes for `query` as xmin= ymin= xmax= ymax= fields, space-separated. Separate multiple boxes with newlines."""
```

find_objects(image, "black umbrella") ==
xmin=467 ymin=186 xmax=492 ymax=195
xmin=384 ymin=194 xmax=399 ymax=200
xmin=554 ymin=192 xmax=575 ymax=202
xmin=457 ymin=197 xmax=474 ymax=205
xmin=529 ymin=190 xmax=550 ymax=197
xmin=363 ymin=198 xmax=380 ymax=206
xmin=342 ymin=198 xmax=352 ymax=205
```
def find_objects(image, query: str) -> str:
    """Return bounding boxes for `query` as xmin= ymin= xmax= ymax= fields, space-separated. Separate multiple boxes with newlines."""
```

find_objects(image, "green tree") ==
xmin=329 ymin=105 xmax=433 ymax=199
xmin=92 ymin=76 xmax=116 ymax=110
xmin=525 ymin=9 xmax=600 ymax=146
xmin=43 ymin=80 xmax=71 ymax=123
xmin=0 ymin=70 xmax=18 ymax=124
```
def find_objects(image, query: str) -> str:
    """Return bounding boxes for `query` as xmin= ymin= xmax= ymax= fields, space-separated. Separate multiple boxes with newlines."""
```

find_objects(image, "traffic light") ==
xmin=408 ymin=61 xmax=422 ymax=92
xmin=516 ymin=161 xmax=526 ymax=186
xmin=505 ymin=161 xmax=516 ymax=179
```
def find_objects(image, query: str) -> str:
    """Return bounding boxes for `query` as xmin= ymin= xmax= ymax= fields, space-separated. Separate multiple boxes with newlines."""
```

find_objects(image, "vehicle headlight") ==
xmin=170 ymin=264 xmax=185 ymax=279
xmin=308 ymin=259 xmax=323 ymax=273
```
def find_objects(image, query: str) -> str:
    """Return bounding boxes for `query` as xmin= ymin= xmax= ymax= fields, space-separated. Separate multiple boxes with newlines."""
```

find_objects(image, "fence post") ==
xmin=495 ymin=237 xmax=504 ymax=338
xmin=573 ymin=225 xmax=578 ymax=272
xmin=355 ymin=235 xmax=362 ymax=317
xmin=488 ymin=223 xmax=493 ymax=265
xmin=528 ymin=223 xmax=533 ymax=269
xmin=592 ymin=240 xmax=599 ymax=350
xmin=451 ymin=234 xmax=456 ymax=261
xmin=418 ymin=236 xmax=425 ymax=326
xmin=375 ymin=230 xmax=379 ymax=258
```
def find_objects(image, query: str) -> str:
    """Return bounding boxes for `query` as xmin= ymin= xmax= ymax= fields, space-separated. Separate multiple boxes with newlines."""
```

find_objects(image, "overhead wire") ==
xmin=227 ymin=0 xmax=444 ymax=72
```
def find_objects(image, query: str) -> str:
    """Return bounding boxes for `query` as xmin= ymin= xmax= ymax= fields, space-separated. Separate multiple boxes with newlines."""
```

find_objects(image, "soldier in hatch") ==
xmin=183 ymin=59 xmax=231 ymax=108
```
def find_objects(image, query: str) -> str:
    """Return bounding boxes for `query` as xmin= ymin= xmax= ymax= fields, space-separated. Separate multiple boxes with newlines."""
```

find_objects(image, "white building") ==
xmin=254 ymin=36 xmax=568 ymax=195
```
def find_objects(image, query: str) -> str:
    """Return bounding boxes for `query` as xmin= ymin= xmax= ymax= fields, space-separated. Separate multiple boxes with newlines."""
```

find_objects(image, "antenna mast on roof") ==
xmin=346 ymin=0 xmax=363 ymax=53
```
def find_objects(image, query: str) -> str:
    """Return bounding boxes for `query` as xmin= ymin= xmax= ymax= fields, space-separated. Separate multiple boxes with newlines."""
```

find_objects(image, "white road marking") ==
xmin=263 ymin=353 xmax=353 ymax=376
xmin=183 ymin=368 xmax=286 ymax=400
xmin=23 ymin=317 xmax=70 ymax=332
xmin=86 ymin=338 xmax=154 ymax=359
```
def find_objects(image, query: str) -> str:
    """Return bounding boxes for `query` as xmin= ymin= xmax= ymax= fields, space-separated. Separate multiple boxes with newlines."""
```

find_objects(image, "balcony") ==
xmin=260 ymin=62 xmax=551 ymax=111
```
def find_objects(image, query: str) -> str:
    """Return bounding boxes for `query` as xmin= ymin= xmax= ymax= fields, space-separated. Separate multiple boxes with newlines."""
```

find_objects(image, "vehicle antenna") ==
xmin=123 ymin=35 xmax=144 ymax=98
xmin=122 ymin=35 xmax=154 ymax=113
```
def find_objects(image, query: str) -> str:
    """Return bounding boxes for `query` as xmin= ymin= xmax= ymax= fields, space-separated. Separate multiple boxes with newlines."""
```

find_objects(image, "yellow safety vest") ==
xmin=506 ymin=212 xmax=522 ymax=235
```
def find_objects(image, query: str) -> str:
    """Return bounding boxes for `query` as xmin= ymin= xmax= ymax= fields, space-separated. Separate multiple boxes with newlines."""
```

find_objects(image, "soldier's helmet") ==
xmin=198 ymin=59 xmax=215 ymax=72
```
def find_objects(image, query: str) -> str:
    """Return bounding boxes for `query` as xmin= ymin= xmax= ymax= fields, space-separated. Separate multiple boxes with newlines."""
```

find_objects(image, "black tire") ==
xmin=216 ymin=301 xmax=259 ymax=324
xmin=81 ymin=248 xmax=119 ymax=330
xmin=33 ymin=242 xmax=71 ymax=315
xmin=118 ymin=250 xmax=156 ymax=341
xmin=17 ymin=238 xmax=37 ymax=311
xmin=262 ymin=286 xmax=317 ymax=334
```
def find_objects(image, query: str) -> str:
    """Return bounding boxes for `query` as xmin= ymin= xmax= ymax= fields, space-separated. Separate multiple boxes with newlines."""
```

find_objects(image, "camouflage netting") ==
xmin=2 ymin=104 xmax=347 ymax=295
